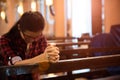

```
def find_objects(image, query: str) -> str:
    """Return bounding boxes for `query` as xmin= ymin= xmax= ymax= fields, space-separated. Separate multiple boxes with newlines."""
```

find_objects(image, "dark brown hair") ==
xmin=5 ymin=11 xmax=45 ymax=38
xmin=19 ymin=11 xmax=45 ymax=32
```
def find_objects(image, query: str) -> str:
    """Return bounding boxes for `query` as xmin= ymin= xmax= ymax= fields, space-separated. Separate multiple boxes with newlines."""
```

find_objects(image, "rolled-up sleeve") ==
xmin=0 ymin=36 xmax=22 ymax=65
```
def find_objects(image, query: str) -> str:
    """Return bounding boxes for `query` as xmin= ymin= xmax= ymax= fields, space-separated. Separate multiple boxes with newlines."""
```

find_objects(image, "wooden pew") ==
xmin=0 ymin=54 xmax=120 ymax=80
xmin=44 ymin=54 xmax=120 ymax=80
xmin=47 ymin=37 xmax=91 ymax=50
xmin=47 ymin=37 xmax=78 ymax=43
xmin=56 ymin=41 xmax=90 ymax=47
xmin=77 ymin=37 xmax=92 ymax=42
xmin=55 ymin=41 xmax=90 ymax=50
xmin=59 ymin=47 xmax=120 ymax=59
xmin=47 ymin=37 xmax=91 ymax=44
xmin=47 ymin=37 xmax=78 ymax=40
xmin=47 ymin=37 xmax=91 ymax=42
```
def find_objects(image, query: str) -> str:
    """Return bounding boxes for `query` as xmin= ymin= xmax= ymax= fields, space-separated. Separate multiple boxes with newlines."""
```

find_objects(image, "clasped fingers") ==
xmin=48 ymin=55 xmax=60 ymax=63
xmin=45 ymin=45 xmax=60 ymax=63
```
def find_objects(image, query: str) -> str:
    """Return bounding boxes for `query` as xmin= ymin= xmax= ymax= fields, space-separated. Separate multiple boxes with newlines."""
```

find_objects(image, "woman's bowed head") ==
xmin=15 ymin=11 xmax=60 ymax=65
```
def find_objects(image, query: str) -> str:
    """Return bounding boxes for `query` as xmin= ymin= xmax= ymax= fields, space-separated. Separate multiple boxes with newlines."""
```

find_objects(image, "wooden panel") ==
xmin=0 ymin=54 xmax=120 ymax=77
xmin=92 ymin=0 xmax=102 ymax=35
xmin=46 ymin=54 xmax=120 ymax=73
xmin=0 ymin=47 xmax=120 ymax=80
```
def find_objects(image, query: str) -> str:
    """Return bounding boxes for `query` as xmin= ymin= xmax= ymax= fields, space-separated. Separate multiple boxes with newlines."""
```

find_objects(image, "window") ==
xmin=67 ymin=0 xmax=92 ymax=37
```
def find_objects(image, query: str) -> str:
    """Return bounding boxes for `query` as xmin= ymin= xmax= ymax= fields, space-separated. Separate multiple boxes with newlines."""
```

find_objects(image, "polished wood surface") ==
xmin=0 ymin=54 xmax=120 ymax=80
xmin=56 ymin=41 xmax=90 ymax=47
xmin=0 ymin=46 xmax=120 ymax=80
xmin=60 ymin=47 xmax=120 ymax=59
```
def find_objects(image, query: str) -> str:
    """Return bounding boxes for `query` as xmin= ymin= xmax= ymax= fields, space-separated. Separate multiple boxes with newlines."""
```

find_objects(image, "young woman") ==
xmin=0 ymin=11 xmax=60 ymax=80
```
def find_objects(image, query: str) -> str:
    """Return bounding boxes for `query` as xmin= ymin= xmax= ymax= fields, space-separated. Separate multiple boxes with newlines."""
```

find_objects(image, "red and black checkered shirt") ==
xmin=0 ymin=31 xmax=47 ymax=80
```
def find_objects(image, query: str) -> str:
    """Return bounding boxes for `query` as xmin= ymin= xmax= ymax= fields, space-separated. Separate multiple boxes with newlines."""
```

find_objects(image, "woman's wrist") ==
xmin=32 ymin=53 xmax=49 ymax=64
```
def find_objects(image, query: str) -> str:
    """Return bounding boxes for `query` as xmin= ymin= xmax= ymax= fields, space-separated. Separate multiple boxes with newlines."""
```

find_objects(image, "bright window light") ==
xmin=17 ymin=2 xmax=24 ymax=16
xmin=31 ymin=0 xmax=36 ymax=11
xmin=72 ymin=69 xmax=90 ymax=74
xmin=46 ymin=0 xmax=53 ymax=6
xmin=0 ymin=10 xmax=5 ymax=20
xmin=71 ymin=0 xmax=92 ymax=37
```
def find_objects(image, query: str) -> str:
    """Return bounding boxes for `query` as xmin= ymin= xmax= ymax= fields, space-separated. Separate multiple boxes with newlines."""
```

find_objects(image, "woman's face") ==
xmin=20 ymin=30 xmax=42 ymax=43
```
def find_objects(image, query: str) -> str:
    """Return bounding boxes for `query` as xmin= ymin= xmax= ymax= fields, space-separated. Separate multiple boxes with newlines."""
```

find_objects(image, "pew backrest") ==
xmin=0 ymin=54 xmax=120 ymax=80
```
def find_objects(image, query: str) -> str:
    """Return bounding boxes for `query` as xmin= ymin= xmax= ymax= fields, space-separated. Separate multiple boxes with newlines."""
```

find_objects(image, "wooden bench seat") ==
xmin=0 ymin=54 xmax=120 ymax=80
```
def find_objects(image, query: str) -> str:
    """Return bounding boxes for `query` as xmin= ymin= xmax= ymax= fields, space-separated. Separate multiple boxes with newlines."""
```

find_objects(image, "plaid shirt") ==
xmin=0 ymin=31 xmax=47 ymax=80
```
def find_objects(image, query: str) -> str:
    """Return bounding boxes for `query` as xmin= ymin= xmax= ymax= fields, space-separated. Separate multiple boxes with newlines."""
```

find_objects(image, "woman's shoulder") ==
xmin=0 ymin=34 xmax=11 ymax=43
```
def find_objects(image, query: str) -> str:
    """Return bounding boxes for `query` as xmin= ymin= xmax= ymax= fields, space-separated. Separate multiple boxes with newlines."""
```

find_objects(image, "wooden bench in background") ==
xmin=55 ymin=41 xmax=90 ymax=50
xmin=47 ymin=37 xmax=91 ymax=43
xmin=47 ymin=37 xmax=91 ymax=50
xmin=59 ymin=47 xmax=120 ymax=59
xmin=47 ymin=37 xmax=78 ymax=43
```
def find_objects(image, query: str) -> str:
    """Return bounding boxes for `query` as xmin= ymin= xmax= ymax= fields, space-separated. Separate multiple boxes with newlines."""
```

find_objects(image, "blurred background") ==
xmin=0 ymin=0 xmax=120 ymax=38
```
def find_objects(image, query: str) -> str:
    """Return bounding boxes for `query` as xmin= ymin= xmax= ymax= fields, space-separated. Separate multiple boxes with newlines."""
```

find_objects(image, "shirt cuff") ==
xmin=8 ymin=56 xmax=22 ymax=65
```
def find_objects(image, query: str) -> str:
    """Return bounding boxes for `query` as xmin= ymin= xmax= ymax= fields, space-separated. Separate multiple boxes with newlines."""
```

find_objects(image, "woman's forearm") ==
xmin=14 ymin=53 xmax=49 ymax=65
